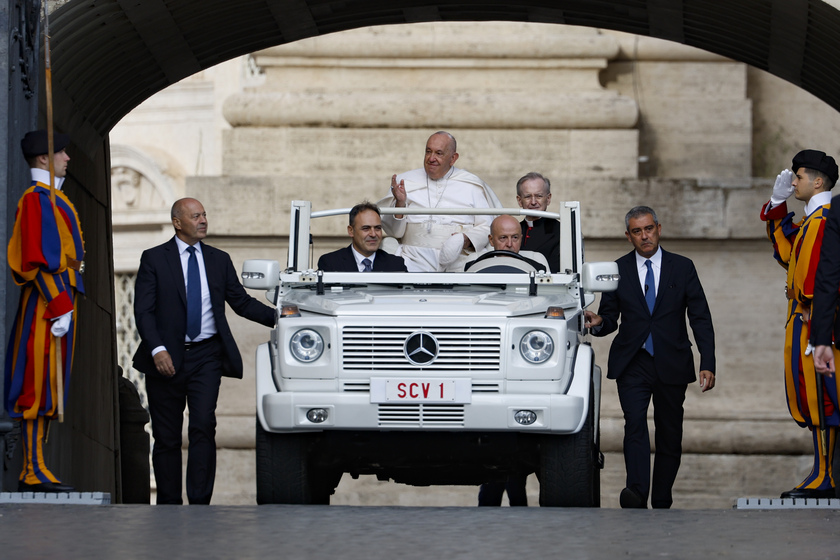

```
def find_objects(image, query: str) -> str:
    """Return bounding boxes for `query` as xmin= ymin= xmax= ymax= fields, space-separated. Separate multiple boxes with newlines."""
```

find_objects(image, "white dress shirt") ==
xmin=151 ymin=237 xmax=217 ymax=356
xmin=351 ymin=246 xmax=376 ymax=272
xmin=635 ymin=248 xmax=662 ymax=300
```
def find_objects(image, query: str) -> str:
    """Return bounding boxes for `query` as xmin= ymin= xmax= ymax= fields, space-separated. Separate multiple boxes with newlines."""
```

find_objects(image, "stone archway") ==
xmin=6 ymin=0 xmax=839 ymax=500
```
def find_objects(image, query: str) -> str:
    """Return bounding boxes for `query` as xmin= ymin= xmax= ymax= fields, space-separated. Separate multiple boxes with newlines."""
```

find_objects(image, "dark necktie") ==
xmin=362 ymin=258 xmax=373 ymax=272
xmin=644 ymin=259 xmax=655 ymax=355
xmin=186 ymin=246 xmax=201 ymax=339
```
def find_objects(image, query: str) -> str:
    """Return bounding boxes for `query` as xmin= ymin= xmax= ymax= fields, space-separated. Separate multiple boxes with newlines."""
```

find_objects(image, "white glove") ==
xmin=50 ymin=311 xmax=72 ymax=338
xmin=439 ymin=234 xmax=465 ymax=268
xmin=770 ymin=169 xmax=795 ymax=206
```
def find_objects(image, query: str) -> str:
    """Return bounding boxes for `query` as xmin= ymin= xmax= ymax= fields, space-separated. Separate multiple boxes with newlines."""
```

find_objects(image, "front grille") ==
xmin=341 ymin=381 xmax=370 ymax=392
xmin=343 ymin=326 xmax=501 ymax=371
xmin=471 ymin=382 xmax=500 ymax=393
xmin=378 ymin=404 xmax=465 ymax=426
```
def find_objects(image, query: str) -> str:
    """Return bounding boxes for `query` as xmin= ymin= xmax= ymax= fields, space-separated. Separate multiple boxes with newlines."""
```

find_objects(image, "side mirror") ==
xmin=582 ymin=262 xmax=620 ymax=293
xmin=241 ymin=259 xmax=280 ymax=290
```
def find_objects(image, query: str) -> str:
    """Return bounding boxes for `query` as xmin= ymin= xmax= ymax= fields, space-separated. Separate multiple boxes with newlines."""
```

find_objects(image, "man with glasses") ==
xmin=516 ymin=172 xmax=560 ymax=273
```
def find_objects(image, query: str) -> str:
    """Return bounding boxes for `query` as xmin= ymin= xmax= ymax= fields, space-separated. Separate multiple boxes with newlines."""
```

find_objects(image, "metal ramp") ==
xmin=0 ymin=492 xmax=111 ymax=505
xmin=736 ymin=497 xmax=840 ymax=509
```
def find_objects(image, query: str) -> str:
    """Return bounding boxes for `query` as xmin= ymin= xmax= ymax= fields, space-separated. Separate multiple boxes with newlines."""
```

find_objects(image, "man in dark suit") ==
xmin=318 ymin=201 xmax=407 ymax=272
xmin=809 ymin=189 xmax=840 ymax=499
xmin=133 ymin=197 xmax=275 ymax=504
xmin=584 ymin=206 xmax=716 ymax=509
xmin=517 ymin=172 xmax=560 ymax=273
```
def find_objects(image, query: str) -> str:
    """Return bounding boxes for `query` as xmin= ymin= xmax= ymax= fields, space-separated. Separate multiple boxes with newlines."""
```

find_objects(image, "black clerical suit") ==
xmin=520 ymin=218 xmax=560 ymax=273
xmin=133 ymin=237 xmax=275 ymax=504
xmin=317 ymin=246 xmax=407 ymax=272
xmin=591 ymin=248 xmax=715 ymax=508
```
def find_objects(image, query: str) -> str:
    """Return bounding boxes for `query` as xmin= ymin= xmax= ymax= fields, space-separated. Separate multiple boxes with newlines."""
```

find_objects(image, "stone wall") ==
xmin=113 ymin=21 xmax=833 ymax=506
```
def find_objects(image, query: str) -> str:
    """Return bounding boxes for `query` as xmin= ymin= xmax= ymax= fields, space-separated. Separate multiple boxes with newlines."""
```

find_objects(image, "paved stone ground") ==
xmin=1 ymin=503 xmax=837 ymax=559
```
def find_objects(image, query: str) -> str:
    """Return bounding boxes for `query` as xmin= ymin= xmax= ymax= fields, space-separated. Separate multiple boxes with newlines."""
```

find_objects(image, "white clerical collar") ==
xmin=427 ymin=167 xmax=456 ymax=183
xmin=805 ymin=191 xmax=832 ymax=216
xmin=30 ymin=168 xmax=65 ymax=191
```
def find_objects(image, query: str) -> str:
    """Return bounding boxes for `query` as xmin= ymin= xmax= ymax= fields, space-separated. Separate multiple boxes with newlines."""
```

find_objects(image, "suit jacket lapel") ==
xmin=654 ymin=249 xmax=673 ymax=314
xmin=620 ymin=252 xmax=648 ymax=312
xmin=201 ymin=242 xmax=223 ymax=309
xmin=343 ymin=246 xmax=357 ymax=271
xmin=165 ymin=237 xmax=187 ymax=305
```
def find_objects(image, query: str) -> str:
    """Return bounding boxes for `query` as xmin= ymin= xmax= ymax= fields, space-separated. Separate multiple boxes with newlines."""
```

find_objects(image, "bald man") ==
xmin=466 ymin=214 xmax=551 ymax=272
xmin=133 ymin=198 xmax=275 ymax=505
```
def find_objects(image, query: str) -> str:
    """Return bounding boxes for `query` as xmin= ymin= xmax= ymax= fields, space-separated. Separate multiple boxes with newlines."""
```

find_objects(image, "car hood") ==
xmin=282 ymin=286 xmax=575 ymax=317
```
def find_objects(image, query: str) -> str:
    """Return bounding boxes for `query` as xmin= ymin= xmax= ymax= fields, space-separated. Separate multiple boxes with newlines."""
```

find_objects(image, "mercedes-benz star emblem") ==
xmin=404 ymin=331 xmax=440 ymax=365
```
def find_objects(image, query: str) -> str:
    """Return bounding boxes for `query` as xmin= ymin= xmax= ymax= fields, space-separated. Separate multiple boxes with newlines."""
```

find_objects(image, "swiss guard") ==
xmin=5 ymin=130 xmax=84 ymax=492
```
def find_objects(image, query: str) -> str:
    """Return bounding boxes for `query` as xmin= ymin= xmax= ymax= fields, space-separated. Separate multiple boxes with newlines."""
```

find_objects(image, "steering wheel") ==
xmin=464 ymin=250 xmax=542 ymax=273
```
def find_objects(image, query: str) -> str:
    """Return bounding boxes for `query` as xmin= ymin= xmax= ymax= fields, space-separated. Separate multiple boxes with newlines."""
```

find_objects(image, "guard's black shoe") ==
xmin=779 ymin=487 xmax=835 ymax=499
xmin=619 ymin=487 xmax=647 ymax=508
xmin=18 ymin=480 xmax=75 ymax=493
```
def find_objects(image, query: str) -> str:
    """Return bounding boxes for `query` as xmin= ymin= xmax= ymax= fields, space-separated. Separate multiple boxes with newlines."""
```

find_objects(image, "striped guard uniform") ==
xmin=762 ymin=199 xmax=839 ymax=493
xmin=4 ymin=180 xmax=85 ymax=485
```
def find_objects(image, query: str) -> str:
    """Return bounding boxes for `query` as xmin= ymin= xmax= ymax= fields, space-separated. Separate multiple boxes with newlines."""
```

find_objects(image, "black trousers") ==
xmin=145 ymin=336 xmax=223 ymax=505
xmin=616 ymin=349 xmax=687 ymax=509
xmin=478 ymin=473 xmax=529 ymax=506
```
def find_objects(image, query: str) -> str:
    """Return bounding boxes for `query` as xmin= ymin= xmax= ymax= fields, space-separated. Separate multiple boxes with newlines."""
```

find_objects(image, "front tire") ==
xmin=256 ymin=421 xmax=337 ymax=504
xmin=538 ymin=400 xmax=599 ymax=507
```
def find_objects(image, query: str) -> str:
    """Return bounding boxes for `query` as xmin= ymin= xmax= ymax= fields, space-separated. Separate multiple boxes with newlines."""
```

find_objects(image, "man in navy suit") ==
xmin=133 ymin=198 xmax=275 ymax=504
xmin=318 ymin=202 xmax=407 ymax=272
xmin=584 ymin=206 xmax=716 ymax=509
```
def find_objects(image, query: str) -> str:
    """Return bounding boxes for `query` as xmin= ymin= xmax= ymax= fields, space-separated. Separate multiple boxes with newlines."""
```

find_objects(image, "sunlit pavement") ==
xmin=1 ymin=502 xmax=838 ymax=559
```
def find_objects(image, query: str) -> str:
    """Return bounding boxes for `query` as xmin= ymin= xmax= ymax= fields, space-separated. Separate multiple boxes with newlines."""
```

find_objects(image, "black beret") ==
xmin=21 ymin=130 xmax=70 ymax=159
xmin=792 ymin=149 xmax=839 ymax=185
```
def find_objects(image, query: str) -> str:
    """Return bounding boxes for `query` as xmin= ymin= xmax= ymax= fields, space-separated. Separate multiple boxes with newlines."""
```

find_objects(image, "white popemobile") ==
xmin=242 ymin=200 xmax=619 ymax=506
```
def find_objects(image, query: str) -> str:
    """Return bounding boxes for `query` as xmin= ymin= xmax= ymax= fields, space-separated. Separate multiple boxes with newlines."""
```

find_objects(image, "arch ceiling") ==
xmin=51 ymin=0 xmax=840 ymax=151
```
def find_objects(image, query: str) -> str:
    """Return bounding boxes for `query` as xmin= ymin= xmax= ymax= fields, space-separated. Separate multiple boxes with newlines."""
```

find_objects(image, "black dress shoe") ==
xmin=780 ymin=487 xmax=836 ymax=499
xmin=619 ymin=487 xmax=647 ymax=509
xmin=18 ymin=480 xmax=75 ymax=493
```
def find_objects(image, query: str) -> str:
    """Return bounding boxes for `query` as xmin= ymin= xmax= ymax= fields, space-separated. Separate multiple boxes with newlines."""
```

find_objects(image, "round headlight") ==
xmin=519 ymin=330 xmax=554 ymax=364
xmin=290 ymin=329 xmax=324 ymax=362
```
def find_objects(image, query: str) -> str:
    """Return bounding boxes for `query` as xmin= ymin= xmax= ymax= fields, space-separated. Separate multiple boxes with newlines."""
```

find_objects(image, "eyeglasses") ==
xmin=520 ymin=194 xmax=546 ymax=202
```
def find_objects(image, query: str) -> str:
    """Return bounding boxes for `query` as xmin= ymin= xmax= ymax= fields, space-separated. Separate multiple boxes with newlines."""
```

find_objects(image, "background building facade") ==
xmin=109 ymin=22 xmax=840 ymax=506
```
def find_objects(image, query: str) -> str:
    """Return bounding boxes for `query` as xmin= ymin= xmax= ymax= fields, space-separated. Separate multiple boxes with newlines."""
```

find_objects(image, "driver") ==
xmin=465 ymin=215 xmax=550 ymax=271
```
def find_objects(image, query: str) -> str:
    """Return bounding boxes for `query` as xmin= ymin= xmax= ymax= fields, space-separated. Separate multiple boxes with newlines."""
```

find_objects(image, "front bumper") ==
xmin=260 ymin=391 xmax=586 ymax=433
